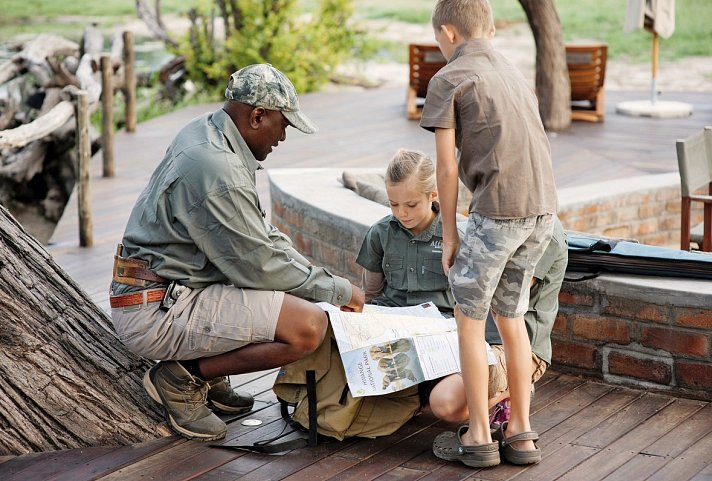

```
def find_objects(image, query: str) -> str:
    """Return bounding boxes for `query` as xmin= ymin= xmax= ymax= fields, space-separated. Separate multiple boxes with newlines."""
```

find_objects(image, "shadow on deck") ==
xmin=4 ymin=88 xmax=711 ymax=480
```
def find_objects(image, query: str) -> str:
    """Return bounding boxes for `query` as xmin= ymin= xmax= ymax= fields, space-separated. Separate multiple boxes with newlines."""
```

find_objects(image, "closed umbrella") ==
xmin=617 ymin=0 xmax=692 ymax=117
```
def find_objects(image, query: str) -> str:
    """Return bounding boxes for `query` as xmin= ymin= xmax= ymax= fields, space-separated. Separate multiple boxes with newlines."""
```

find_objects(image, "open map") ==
xmin=319 ymin=302 xmax=496 ymax=397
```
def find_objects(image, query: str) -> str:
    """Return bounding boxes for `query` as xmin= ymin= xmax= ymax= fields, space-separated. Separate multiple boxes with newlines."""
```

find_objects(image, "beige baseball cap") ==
xmin=224 ymin=64 xmax=318 ymax=134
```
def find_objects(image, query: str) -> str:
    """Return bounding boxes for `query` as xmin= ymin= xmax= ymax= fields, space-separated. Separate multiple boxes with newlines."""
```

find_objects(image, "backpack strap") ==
xmin=212 ymin=369 xmax=320 ymax=454
xmin=306 ymin=369 xmax=318 ymax=447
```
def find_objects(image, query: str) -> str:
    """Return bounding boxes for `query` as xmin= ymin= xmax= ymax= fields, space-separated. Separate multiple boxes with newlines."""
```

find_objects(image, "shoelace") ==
xmin=183 ymin=380 xmax=209 ymax=409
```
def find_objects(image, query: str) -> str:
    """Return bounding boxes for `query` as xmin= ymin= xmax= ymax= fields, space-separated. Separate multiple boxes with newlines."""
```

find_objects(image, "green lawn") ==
xmin=2 ymin=0 xmax=709 ymax=61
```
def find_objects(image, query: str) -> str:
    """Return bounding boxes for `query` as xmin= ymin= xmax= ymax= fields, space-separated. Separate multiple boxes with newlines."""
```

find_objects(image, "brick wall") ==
xmin=270 ymin=168 xmax=712 ymax=401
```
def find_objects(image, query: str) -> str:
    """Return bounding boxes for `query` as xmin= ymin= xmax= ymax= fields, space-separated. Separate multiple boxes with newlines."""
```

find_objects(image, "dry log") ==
xmin=46 ymin=57 xmax=81 ymax=90
xmin=0 ymin=34 xmax=78 ymax=85
xmin=0 ymin=141 xmax=46 ymax=182
xmin=0 ymin=99 xmax=16 ymax=131
xmin=135 ymin=0 xmax=179 ymax=48
xmin=0 ymin=204 xmax=162 ymax=455
xmin=75 ymin=53 xmax=102 ymax=105
xmin=0 ymin=101 xmax=74 ymax=149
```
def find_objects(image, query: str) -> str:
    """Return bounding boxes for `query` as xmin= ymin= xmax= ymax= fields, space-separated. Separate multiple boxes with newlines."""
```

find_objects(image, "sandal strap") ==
xmin=455 ymin=425 xmax=499 ymax=453
xmin=502 ymin=430 xmax=539 ymax=447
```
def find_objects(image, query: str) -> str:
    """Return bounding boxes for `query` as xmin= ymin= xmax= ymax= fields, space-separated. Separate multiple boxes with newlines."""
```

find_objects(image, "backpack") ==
xmin=272 ymin=324 xmax=422 ymax=441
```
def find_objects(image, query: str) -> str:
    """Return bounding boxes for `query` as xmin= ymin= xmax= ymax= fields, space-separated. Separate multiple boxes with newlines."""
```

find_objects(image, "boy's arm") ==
xmin=435 ymin=127 xmax=459 ymax=275
xmin=361 ymin=269 xmax=385 ymax=303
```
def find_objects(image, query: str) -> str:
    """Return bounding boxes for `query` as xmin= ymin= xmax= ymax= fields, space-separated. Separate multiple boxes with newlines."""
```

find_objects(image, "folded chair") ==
xmin=566 ymin=42 xmax=608 ymax=122
xmin=406 ymin=43 xmax=446 ymax=120
xmin=676 ymin=126 xmax=712 ymax=251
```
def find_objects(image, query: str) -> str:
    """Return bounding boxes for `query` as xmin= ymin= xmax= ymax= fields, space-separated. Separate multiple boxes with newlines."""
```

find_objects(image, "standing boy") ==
xmin=420 ymin=0 xmax=558 ymax=468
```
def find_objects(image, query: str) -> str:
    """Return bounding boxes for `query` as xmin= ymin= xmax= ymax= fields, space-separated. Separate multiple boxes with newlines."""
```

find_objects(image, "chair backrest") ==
xmin=676 ymin=127 xmax=712 ymax=197
xmin=409 ymin=44 xmax=446 ymax=99
xmin=566 ymin=43 xmax=607 ymax=102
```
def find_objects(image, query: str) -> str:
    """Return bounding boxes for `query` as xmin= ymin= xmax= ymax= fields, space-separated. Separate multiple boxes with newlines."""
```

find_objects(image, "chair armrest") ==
xmin=689 ymin=195 xmax=712 ymax=204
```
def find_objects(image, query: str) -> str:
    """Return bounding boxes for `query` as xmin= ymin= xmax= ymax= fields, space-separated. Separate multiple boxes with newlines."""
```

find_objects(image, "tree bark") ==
xmin=518 ymin=0 xmax=571 ymax=131
xmin=0 ymin=205 xmax=162 ymax=455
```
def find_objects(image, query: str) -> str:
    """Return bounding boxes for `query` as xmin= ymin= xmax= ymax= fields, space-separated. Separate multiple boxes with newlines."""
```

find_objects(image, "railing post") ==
xmin=122 ymin=30 xmax=136 ymax=133
xmin=75 ymin=90 xmax=93 ymax=247
xmin=100 ymin=53 xmax=115 ymax=177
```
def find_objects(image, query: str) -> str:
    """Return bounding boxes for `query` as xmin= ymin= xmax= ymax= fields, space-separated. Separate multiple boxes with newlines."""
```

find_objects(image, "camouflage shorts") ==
xmin=450 ymin=213 xmax=554 ymax=320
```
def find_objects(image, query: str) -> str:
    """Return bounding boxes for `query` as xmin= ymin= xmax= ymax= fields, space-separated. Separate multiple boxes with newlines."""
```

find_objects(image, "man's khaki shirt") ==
xmin=420 ymin=39 xmax=558 ymax=219
xmin=114 ymin=108 xmax=351 ymax=305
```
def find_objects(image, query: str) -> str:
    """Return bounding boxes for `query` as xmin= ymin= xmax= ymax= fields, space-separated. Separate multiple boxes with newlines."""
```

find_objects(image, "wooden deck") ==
xmin=3 ymin=87 xmax=712 ymax=480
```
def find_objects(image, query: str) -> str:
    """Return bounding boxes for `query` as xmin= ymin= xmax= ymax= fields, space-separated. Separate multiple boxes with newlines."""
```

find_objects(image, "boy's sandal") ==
xmin=432 ymin=425 xmax=500 ymax=468
xmin=492 ymin=422 xmax=542 ymax=465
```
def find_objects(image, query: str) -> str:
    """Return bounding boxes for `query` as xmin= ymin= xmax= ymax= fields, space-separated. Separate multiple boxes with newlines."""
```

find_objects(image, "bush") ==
xmin=176 ymin=0 xmax=361 ymax=97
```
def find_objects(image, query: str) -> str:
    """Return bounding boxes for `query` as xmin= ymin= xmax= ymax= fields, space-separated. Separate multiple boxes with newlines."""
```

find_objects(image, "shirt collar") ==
xmin=449 ymin=38 xmax=494 ymax=63
xmin=211 ymin=108 xmax=263 ymax=172
xmin=389 ymin=207 xmax=443 ymax=241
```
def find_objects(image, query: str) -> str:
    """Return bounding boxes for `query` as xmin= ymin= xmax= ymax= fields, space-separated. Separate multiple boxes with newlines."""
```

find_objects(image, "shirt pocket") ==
xmin=421 ymin=257 xmax=450 ymax=291
xmin=383 ymin=254 xmax=405 ymax=288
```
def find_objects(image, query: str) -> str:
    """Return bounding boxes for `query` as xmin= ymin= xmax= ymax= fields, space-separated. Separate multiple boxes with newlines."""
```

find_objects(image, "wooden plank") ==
xmin=475 ymin=385 xmax=642 ymax=481
xmin=689 ymin=463 xmax=712 ymax=481
xmin=642 ymin=402 xmax=712 ymax=458
xmin=95 ymin=403 xmax=289 ymax=481
xmin=0 ymin=446 xmax=116 ymax=481
xmin=557 ymin=397 xmax=705 ymax=481
xmin=277 ymin=412 xmax=443 ymax=481
xmin=508 ymin=443 xmax=599 ymax=481
xmin=530 ymin=380 xmax=613 ymax=434
xmin=571 ymin=392 xmax=675 ymax=449
xmin=530 ymin=373 xmax=587 ymax=414
xmin=598 ymin=453 xmax=668 ymax=481
xmin=47 ymin=437 xmax=184 ymax=481
xmin=645 ymin=430 xmax=712 ymax=481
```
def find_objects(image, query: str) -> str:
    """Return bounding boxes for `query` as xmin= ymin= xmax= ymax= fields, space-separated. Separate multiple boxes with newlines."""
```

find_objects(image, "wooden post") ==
xmin=122 ymin=30 xmax=137 ymax=133
xmin=100 ymin=53 xmax=115 ymax=177
xmin=75 ymin=90 xmax=93 ymax=247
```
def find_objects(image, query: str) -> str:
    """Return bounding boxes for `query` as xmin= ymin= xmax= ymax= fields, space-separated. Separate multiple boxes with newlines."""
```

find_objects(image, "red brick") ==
xmin=271 ymin=200 xmax=284 ymax=218
xmin=552 ymin=340 xmax=598 ymax=370
xmin=602 ymin=225 xmax=631 ymax=239
xmin=674 ymin=307 xmax=712 ymax=329
xmin=292 ymin=232 xmax=314 ymax=257
xmin=559 ymin=291 xmax=594 ymax=307
xmin=676 ymin=361 xmax=712 ymax=391
xmin=572 ymin=315 xmax=630 ymax=344
xmin=603 ymin=297 xmax=667 ymax=323
xmin=344 ymin=254 xmax=363 ymax=282
xmin=553 ymin=313 xmax=568 ymax=335
xmin=640 ymin=326 xmax=709 ymax=358
xmin=607 ymin=351 xmax=672 ymax=385
xmin=317 ymin=243 xmax=344 ymax=272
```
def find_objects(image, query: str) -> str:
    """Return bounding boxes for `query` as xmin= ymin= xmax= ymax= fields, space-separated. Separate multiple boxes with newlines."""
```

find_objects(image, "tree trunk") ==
xmin=518 ymin=0 xmax=571 ymax=131
xmin=0 ymin=205 xmax=162 ymax=455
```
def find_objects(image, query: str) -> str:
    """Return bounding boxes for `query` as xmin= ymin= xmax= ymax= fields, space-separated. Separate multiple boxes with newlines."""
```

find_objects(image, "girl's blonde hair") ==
xmin=385 ymin=149 xmax=436 ymax=195
xmin=432 ymin=0 xmax=494 ymax=39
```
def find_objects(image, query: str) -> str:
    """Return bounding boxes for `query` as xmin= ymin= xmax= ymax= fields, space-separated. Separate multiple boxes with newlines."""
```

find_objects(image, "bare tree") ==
xmin=518 ymin=0 xmax=572 ymax=131
xmin=135 ymin=0 xmax=178 ymax=49
xmin=0 ymin=205 xmax=162 ymax=455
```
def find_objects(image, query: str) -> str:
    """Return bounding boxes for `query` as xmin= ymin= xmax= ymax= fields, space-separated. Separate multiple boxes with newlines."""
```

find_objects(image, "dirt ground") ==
xmin=119 ymin=15 xmax=711 ymax=93
xmin=336 ymin=20 xmax=712 ymax=94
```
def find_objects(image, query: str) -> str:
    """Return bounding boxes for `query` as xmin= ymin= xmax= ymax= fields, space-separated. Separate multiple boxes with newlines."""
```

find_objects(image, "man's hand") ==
xmin=341 ymin=284 xmax=365 ymax=312
xmin=442 ymin=239 xmax=460 ymax=276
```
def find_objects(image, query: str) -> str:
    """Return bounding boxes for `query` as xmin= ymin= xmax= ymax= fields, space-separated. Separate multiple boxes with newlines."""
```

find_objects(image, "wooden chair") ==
xmin=406 ymin=43 xmax=446 ymax=120
xmin=566 ymin=42 xmax=608 ymax=122
xmin=676 ymin=126 xmax=712 ymax=251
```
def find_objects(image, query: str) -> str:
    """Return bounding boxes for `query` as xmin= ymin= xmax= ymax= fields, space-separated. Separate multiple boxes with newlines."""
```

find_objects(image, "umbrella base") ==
xmin=616 ymin=100 xmax=693 ymax=118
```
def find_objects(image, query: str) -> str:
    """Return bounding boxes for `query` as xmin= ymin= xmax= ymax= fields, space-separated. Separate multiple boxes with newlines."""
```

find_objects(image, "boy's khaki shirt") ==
xmin=420 ymin=39 xmax=558 ymax=219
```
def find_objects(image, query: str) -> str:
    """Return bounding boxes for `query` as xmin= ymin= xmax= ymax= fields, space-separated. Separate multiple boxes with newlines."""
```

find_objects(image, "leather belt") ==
xmin=110 ymin=289 xmax=166 ymax=309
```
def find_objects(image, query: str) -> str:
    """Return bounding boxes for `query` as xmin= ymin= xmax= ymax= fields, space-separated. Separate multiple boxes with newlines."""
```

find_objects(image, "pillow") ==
xmin=355 ymin=180 xmax=389 ymax=207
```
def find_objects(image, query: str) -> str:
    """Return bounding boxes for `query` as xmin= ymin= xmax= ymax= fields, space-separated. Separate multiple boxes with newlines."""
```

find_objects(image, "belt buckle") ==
xmin=159 ymin=281 xmax=185 ymax=312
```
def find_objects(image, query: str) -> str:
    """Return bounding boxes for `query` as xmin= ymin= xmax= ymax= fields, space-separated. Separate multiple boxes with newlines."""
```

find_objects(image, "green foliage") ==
xmin=176 ymin=0 xmax=362 ymax=98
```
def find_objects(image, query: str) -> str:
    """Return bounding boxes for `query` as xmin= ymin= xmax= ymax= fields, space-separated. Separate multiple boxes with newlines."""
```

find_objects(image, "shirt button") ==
xmin=337 ymin=295 xmax=343 ymax=301
xmin=410 ymin=240 xmax=415 ymax=244
xmin=385 ymin=263 xmax=390 ymax=268
xmin=409 ymin=267 xmax=414 ymax=272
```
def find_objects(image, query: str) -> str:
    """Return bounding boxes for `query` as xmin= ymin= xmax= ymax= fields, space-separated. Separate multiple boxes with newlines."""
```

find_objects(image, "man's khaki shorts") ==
xmin=488 ymin=344 xmax=547 ymax=399
xmin=111 ymin=283 xmax=284 ymax=360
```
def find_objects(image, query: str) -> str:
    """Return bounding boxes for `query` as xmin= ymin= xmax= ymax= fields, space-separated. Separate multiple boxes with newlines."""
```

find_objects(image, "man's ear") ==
xmin=249 ymin=107 xmax=266 ymax=129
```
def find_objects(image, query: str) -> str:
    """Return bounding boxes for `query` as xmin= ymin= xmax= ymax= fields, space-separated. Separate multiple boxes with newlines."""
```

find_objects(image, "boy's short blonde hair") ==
xmin=386 ymin=149 xmax=436 ymax=195
xmin=432 ymin=0 xmax=494 ymax=39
